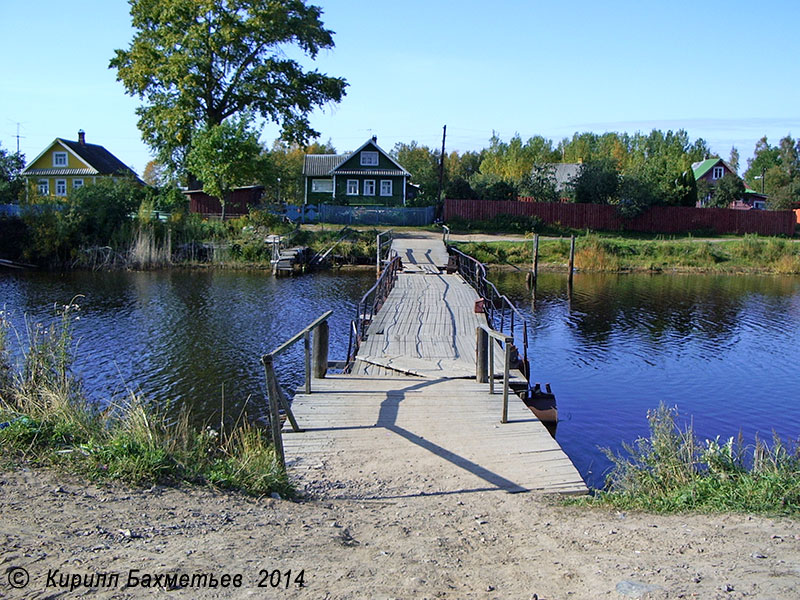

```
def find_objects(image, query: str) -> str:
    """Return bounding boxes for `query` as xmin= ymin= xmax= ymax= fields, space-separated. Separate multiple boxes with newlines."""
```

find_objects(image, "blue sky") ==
xmin=2 ymin=0 xmax=799 ymax=176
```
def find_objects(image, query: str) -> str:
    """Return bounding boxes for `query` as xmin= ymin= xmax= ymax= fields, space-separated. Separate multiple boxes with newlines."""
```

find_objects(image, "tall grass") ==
xmin=0 ymin=301 xmax=291 ymax=497
xmin=129 ymin=225 xmax=172 ymax=268
xmin=578 ymin=404 xmax=800 ymax=514
xmin=454 ymin=235 xmax=800 ymax=273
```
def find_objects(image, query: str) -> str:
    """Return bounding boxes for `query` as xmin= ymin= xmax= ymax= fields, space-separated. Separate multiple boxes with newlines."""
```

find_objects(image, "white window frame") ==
xmin=712 ymin=166 xmax=724 ymax=179
xmin=55 ymin=179 xmax=67 ymax=196
xmin=73 ymin=179 xmax=84 ymax=189
xmin=346 ymin=179 xmax=359 ymax=195
xmin=311 ymin=179 xmax=333 ymax=193
xmin=380 ymin=180 xmax=393 ymax=197
xmin=38 ymin=179 xmax=49 ymax=195
xmin=360 ymin=151 xmax=378 ymax=166
xmin=53 ymin=152 xmax=68 ymax=167
xmin=363 ymin=180 xmax=376 ymax=196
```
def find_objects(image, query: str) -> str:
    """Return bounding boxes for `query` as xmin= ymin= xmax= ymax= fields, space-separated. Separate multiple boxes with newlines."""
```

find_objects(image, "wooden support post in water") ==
xmin=312 ymin=320 xmax=329 ymax=379
xmin=568 ymin=235 xmax=576 ymax=283
xmin=532 ymin=233 xmax=539 ymax=287
xmin=261 ymin=355 xmax=285 ymax=470
xmin=476 ymin=327 xmax=488 ymax=383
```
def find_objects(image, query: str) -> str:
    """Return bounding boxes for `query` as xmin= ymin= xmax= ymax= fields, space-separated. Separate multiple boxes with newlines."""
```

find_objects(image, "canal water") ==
xmin=2 ymin=268 xmax=799 ymax=489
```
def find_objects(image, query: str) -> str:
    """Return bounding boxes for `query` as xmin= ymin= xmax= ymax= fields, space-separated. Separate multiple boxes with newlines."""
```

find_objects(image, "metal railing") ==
xmin=261 ymin=310 xmax=332 ymax=469
xmin=448 ymin=247 xmax=529 ymax=367
xmin=376 ymin=229 xmax=394 ymax=277
xmin=441 ymin=224 xmax=450 ymax=246
xmin=347 ymin=252 xmax=402 ymax=367
xmin=476 ymin=325 xmax=514 ymax=423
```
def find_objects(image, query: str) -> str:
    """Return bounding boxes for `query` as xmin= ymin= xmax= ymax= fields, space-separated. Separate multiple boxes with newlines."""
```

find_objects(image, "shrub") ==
xmin=580 ymin=404 xmax=800 ymax=514
xmin=0 ymin=302 xmax=291 ymax=497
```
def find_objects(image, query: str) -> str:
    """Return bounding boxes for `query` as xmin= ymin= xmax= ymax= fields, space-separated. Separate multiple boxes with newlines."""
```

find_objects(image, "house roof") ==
xmin=22 ymin=168 xmax=97 ymax=177
xmin=59 ymin=138 xmax=137 ymax=176
xmin=691 ymin=157 xmax=737 ymax=180
xmin=303 ymin=154 xmax=349 ymax=177
xmin=303 ymin=138 xmax=411 ymax=178
xmin=546 ymin=163 xmax=581 ymax=190
xmin=334 ymin=169 xmax=408 ymax=176
xmin=23 ymin=136 xmax=138 ymax=179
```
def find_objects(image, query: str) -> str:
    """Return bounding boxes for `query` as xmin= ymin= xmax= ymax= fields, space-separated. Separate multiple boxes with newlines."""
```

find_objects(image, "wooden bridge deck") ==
xmin=284 ymin=234 xmax=587 ymax=495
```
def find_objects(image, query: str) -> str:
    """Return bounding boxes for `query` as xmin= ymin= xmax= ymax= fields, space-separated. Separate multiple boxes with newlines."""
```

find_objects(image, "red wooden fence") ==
xmin=444 ymin=199 xmax=796 ymax=237
xmin=186 ymin=186 xmax=265 ymax=217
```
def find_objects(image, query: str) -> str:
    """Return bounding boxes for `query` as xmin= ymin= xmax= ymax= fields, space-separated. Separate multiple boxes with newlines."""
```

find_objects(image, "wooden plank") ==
xmin=282 ymin=235 xmax=586 ymax=496
xmin=285 ymin=375 xmax=586 ymax=495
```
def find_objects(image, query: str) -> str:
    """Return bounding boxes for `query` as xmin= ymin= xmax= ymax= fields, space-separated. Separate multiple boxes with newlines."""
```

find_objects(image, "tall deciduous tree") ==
xmin=728 ymin=146 xmax=740 ymax=173
xmin=570 ymin=159 xmax=620 ymax=205
xmin=744 ymin=135 xmax=800 ymax=209
xmin=111 ymin=0 xmax=347 ymax=174
xmin=392 ymin=142 xmax=441 ymax=205
xmin=0 ymin=144 xmax=25 ymax=203
xmin=708 ymin=174 xmax=745 ymax=208
xmin=186 ymin=117 xmax=266 ymax=220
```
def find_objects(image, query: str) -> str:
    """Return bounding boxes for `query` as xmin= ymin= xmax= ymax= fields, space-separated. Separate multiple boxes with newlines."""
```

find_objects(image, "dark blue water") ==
xmin=493 ymin=270 xmax=800 ymax=488
xmin=2 ymin=268 xmax=799 ymax=489
xmin=0 ymin=269 xmax=374 ymax=426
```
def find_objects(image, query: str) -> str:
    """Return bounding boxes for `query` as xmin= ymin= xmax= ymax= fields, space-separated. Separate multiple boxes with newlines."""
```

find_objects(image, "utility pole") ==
xmin=14 ymin=123 xmax=24 ymax=155
xmin=437 ymin=125 xmax=447 ymax=205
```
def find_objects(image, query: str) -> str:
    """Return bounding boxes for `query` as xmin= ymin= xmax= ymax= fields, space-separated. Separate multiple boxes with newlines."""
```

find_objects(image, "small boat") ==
xmin=520 ymin=383 xmax=558 ymax=437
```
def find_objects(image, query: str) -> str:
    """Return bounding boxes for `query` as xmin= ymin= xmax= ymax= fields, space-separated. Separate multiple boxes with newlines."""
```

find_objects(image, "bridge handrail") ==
xmin=476 ymin=324 xmax=515 ymax=424
xmin=260 ymin=310 xmax=332 ymax=470
xmin=347 ymin=252 xmax=402 ymax=366
xmin=441 ymin=224 xmax=450 ymax=246
xmin=448 ymin=247 xmax=529 ymax=367
xmin=376 ymin=229 xmax=394 ymax=277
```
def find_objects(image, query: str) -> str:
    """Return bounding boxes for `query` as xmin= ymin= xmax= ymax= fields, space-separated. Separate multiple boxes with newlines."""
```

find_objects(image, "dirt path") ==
xmin=2 ymin=467 xmax=799 ymax=599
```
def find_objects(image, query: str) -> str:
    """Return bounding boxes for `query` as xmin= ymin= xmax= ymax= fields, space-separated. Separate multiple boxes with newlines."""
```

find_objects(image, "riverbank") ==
xmin=453 ymin=234 xmax=800 ymax=274
xmin=3 ymin=466 xmax=800 ymax=599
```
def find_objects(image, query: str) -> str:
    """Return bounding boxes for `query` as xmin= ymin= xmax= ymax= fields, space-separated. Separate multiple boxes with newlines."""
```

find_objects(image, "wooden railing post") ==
xmin=261 ymin=354 xmax=285 ymax=470
xmin=488 ymin=337 xmax=495 ymax=395
xmin=502 ymin=343 xmax=511 ymax=424
xmin=476 ymin=327 xmax=488 ymax=383
xmin=313 ymin=319 xmax=329 ymax=379
xmin=304 ymin=331 xmax=311 ymax=393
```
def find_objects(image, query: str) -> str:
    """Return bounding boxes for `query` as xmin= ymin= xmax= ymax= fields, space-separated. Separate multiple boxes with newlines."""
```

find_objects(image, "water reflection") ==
xmin=492 ymin=270 xmax=800 ymax=488
xmin=0 ymin=269 xmax=373 ymax=427
xmin=3 ymin=268 xmax=800 ymax=489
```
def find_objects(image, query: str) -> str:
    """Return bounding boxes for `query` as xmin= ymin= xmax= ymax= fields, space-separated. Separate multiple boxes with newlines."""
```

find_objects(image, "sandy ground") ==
xmin=2 ymin=466 xmax=799 ymax=600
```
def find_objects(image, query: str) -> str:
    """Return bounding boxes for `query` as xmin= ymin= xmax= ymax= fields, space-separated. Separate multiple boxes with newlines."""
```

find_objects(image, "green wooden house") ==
xmin=303 ymin=137 xmax=411 ymax=206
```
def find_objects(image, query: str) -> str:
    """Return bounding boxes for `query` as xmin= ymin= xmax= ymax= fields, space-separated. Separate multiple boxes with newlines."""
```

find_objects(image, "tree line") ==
xmin=4 ymin=0 xmax=797 ymax=217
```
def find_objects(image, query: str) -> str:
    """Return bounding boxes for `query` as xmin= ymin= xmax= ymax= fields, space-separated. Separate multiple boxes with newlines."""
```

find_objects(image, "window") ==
xmin=380 ymin=180 xmax=393 ymax=196
xmin=346 ymin=179 xmax=359 ymax=195
xmin=311 ymin=179 xmax=333 ymax=193
xmin=712 ymin=166 xmax=724 ymax=179
xmin=55 ymin=180 xmax=67 ymax=196
xmin=364 ymin=180 xmax=376 ymax=196
xmin=38 ymin=180 xmax=49 ymax=195
xmin=72 ymin=179 xmax=84 ymax=189
xmin=360 ymin=151 xmax=378 ymax=166
xmin=53 ymin=152 xmax=68 ymax=167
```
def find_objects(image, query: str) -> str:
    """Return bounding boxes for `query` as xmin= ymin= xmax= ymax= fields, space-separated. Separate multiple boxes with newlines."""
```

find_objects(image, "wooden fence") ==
xmin=444 ymin=199 xmax=797 ymax=237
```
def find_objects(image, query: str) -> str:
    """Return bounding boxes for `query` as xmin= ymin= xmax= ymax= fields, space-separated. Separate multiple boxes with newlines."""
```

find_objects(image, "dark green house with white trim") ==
xmin=303 ymin=137 xmax=411 ymax=206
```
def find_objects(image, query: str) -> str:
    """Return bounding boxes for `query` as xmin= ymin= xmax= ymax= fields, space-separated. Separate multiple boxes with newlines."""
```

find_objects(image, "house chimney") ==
xmin=78 ymin=130 xmax=86 ymax=145
xmin=371 ymin=135 xmax=377 ymax=143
